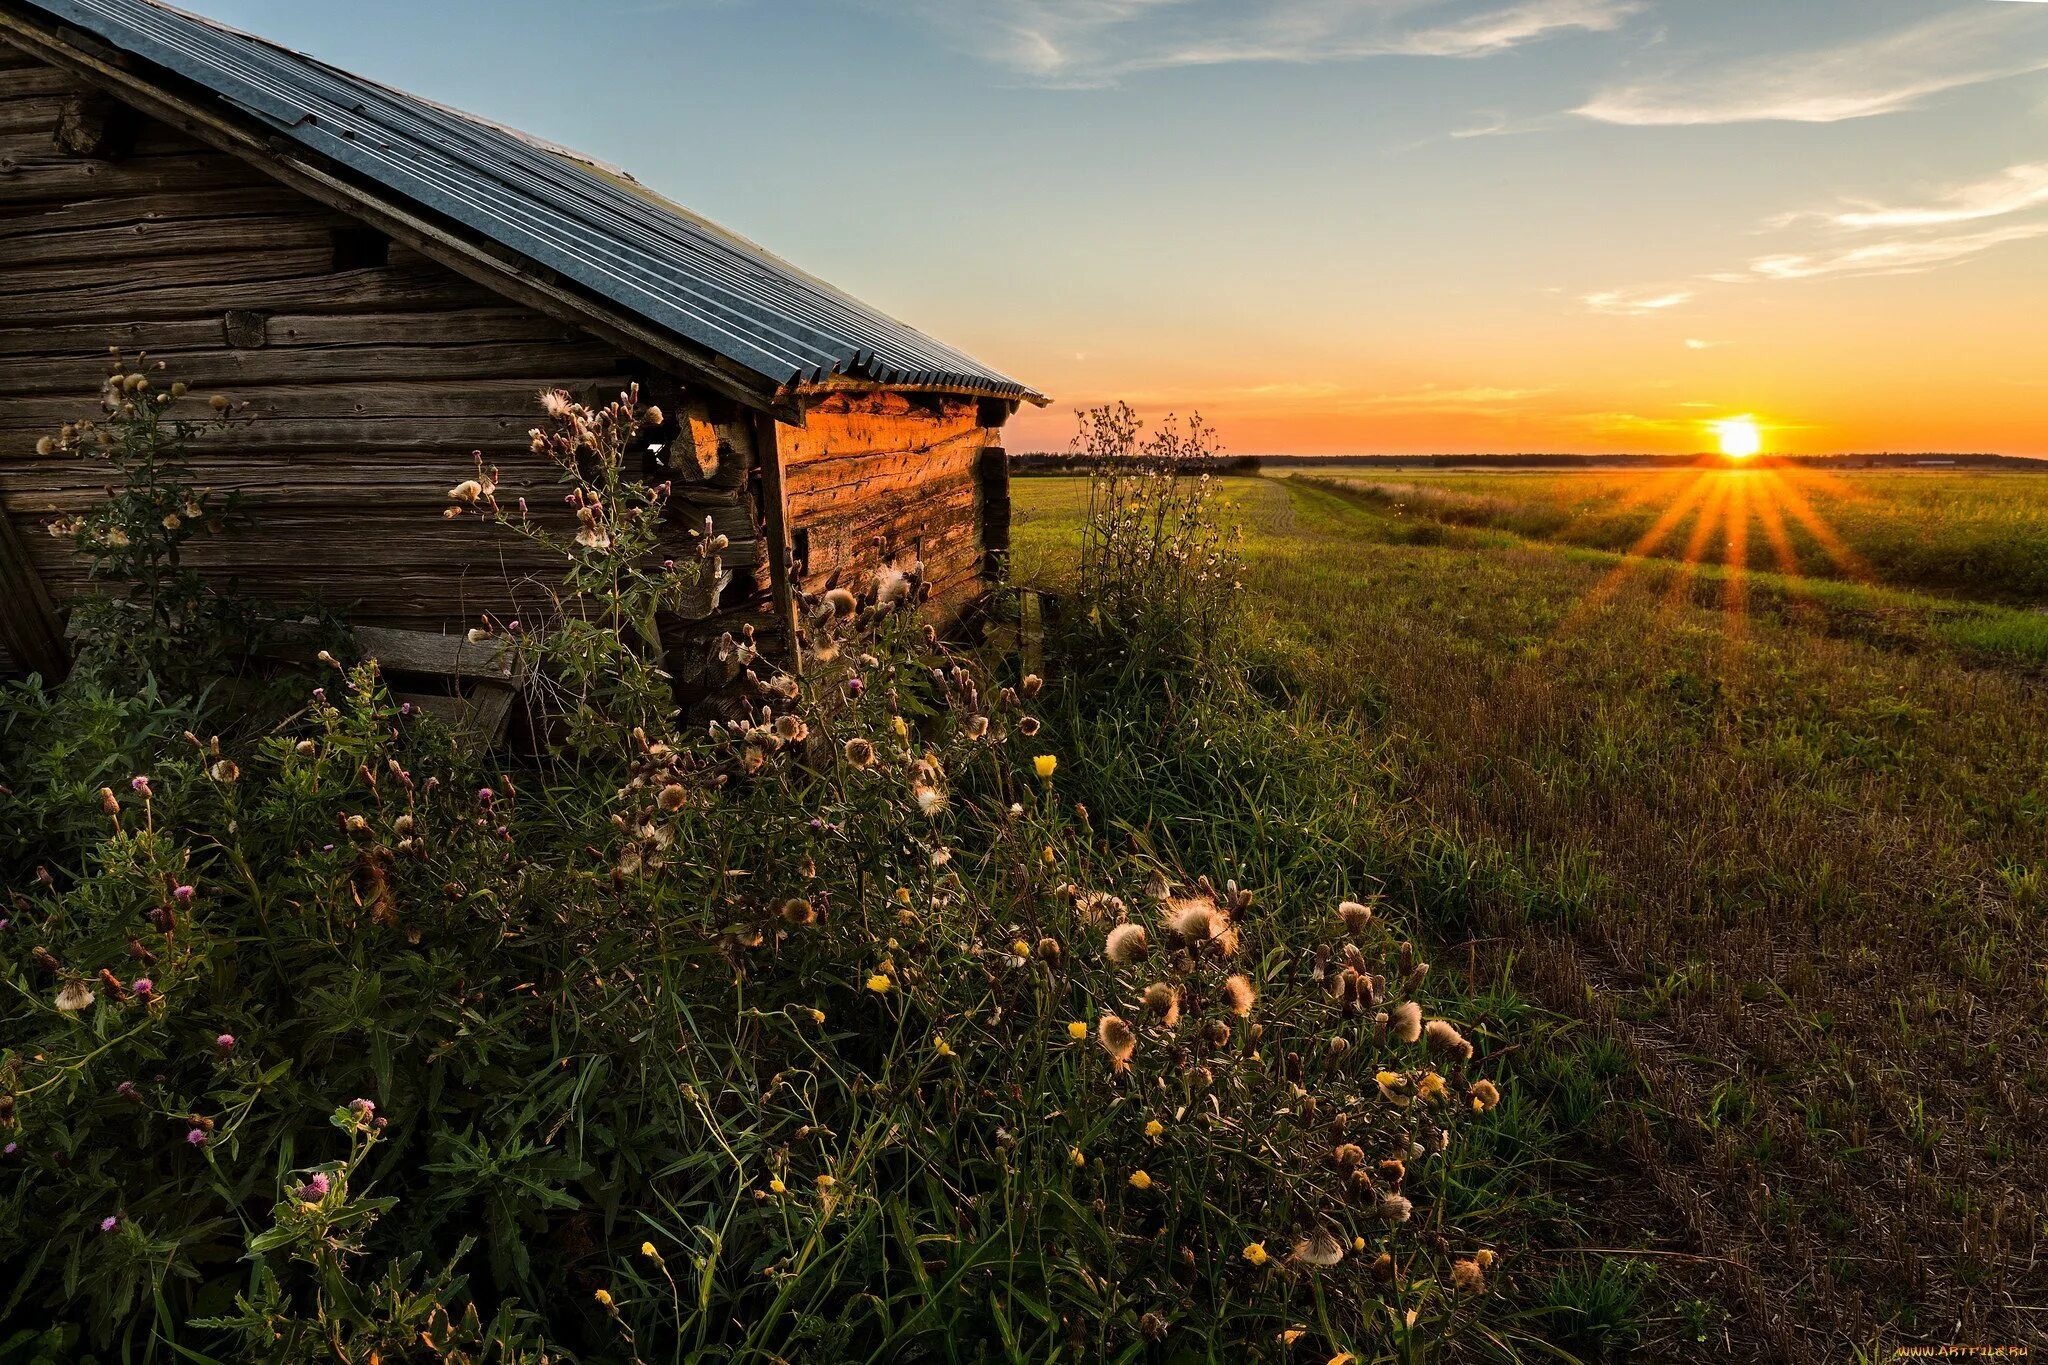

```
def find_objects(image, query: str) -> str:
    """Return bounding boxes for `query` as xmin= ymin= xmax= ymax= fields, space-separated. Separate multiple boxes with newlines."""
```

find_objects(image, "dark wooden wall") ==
xmin=0 ymin=40 xmax=765 ymax=669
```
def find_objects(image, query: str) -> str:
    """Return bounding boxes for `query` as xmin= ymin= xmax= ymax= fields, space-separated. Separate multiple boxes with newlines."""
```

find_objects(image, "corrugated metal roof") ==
xmin=19 ymin=0 xmax=1046 ymax=406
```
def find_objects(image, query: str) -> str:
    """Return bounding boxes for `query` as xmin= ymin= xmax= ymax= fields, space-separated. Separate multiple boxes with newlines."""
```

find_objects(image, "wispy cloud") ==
xmin=1799 ymin=162 xmax=2048 ymax=230
xmin=1739 ymin=222 xmax=2048 ymax=281
xmin=1577 ymin=6 xmax=2048 ymax=126
xmin=1584 ymin=287 xmax=1693 ymax=316
xmin=898 ymin=0 xmax=1642 ymax=87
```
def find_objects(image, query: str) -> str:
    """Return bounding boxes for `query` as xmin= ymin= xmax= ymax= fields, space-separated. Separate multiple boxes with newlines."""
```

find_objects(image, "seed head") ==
xmin=1222 ymin=973 xmax=1256 ymax=1017
xmin=1390 ymin=1001 xmax=1423 ymax=1044
xmin=1097 ymin=1014 xmax=1137 ymax=1071
xmin=1105 ymin=922 xmax=1150 ymax=964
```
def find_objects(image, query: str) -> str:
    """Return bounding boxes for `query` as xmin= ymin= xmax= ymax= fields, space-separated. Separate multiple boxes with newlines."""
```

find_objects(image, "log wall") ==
xmin=776 ymin=390 xmax=999 ymax=621
xmin=0 ymin=41 xmax=764 ymax=669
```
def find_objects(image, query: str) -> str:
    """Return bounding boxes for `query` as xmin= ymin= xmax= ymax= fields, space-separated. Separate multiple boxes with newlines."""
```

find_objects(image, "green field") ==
xmin=1016 ymin=469 xmax=2048 ymax=1360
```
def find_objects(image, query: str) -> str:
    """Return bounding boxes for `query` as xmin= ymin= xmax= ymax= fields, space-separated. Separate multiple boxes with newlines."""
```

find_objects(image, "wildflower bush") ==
xmin=39 ymin=352 xmax=256 ymax=693
xmin=1074 ymin=401 xmax=1242 ymax=670
xmin=0 ymin=384 xmax=1503 ymax=1360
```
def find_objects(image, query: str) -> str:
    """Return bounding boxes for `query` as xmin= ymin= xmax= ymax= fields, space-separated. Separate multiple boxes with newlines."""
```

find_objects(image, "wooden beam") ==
xmin=0 ymin=10 xmax=803 ymax=424
xmin=0 ymin=495 xmax=68 ymax=679
xmin=752 ymin=410 xmax=802 ymax=676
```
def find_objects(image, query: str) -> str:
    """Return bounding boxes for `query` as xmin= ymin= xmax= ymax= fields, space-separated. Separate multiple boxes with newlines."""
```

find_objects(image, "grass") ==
xmin=1286 ymin=465 xmax=2048 ymax=608
xmin=1014 ymin=469 xmax=2048 ymax=1362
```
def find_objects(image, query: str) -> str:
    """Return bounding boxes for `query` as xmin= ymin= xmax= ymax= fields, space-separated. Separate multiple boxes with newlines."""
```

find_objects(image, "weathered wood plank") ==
xmin=0 ymin=340 xmax=630 ymax=393
xmin=0 ymin=260 xmax=505 ymax=321
xmin=2 ymin=213 xmax=338 ymax=268
xmin=0 ymin=184 xmax=316 ymax=238
xmin=0 ymin=245 xmax=337 ymax=297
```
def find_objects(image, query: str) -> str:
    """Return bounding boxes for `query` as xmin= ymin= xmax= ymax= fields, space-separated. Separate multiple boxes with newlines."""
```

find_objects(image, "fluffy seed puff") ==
xmin=1222 ymin=973 xmax=1256 ymax=1017
xmin=1389 ymin=1001 xmax=1423 ymax=1044
xmin=1105 ymin=922 xmax=1150 ymax=965
xmin=1097 ymin=1014 xmax=1138 ymax=1072
xmin=1142 ymin=981 xmax=1181 ymax=1027
xmin=1425 ymin=1018 xmax=1474 ymax=1061
xmin=1337 ymin=899 xmax=1374 ymax=937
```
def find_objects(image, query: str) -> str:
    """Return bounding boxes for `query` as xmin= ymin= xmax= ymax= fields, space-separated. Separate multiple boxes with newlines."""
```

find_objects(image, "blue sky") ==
xmin=167 ymin=0 xmax=2048 ymax=453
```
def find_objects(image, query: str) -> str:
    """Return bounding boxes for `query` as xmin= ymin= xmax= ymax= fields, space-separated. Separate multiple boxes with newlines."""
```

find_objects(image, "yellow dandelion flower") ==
xmin=594 ymin=1288 xmax=613 ymax=1308
xmin=1041 ymin=845 xmax=1056 ymax=864
xmin=1011 ymin=938 xmax=1032 ymax=958
xmin=1353 ymin=1236 xmax=1367 ymax=1252
xmin=934 ymin=1036 xmax=955 ymax=1057
xmin=1417 ymin=1071 xmax=1447 ymax=1101
xmin=865 ymin=974 xmax=892 ymax=994
xmin=1067 ymin=1020 xmax=1089 ymax=1040
xmin=769 ymin=1178 xmax=787 ymax=1194
xmin=1033 ymin=754 xmax=1057 ymax=779
xmin=1144 ymin=1119 xmax=1164 ymax=1138
xmin=894 ymin=887 xmax=913 ymax=905
xmin=1242 ymin=1242 xmax=1269 ymax=1266
xmin=641 ymin=1241 xmax=660 ymax=1260
xmin=1069 ymin=1147 xmax=1086 ymax=1167
xmin=1128 ymin=1169 xmax=1152 ymax=1190
xmin=816 ymin=1174 xmax=835 ymax=1189
xmin=809 ymin=1009 xmax=825 ymax=1024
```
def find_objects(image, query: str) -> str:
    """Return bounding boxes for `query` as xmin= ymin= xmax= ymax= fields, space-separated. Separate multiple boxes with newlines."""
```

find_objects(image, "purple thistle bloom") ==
xmin=216 ymin=1033 xmax=235 ymax=1051
xmin=321 ymin=843 xmax=334 ymax=852
xmin=100 ymin=1215 xmax=118 ymax=1232
xmin=173 ymin=885 xmax=195 ymax=903
xmin=476 ymin=787 xmax=495 ymax=807
xmin=129 ymin=775 xmax=152 ymax=796
xmin=132 ymin=978 xmax=153 ymax=997
xmin=185 ymin=1128 xmax=206 ymax=1146
xmin=350 ymin=1097 xmax=376 ymax=1116
xmin=0 ymin=920 xmax=10 ymax=932
xmin=400 ymin=702 xmax=414 ymax=717
xmin=312 ymin=687 xmax=325 ymax=703
xmin=3 ymin=1142 xmax=18 ymax=1157
xmin=304 ymin=1171 xmax=331 ymax=1197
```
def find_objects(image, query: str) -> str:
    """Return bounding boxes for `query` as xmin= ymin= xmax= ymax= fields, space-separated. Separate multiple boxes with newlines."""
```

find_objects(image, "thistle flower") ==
xmin=129 ymin=775 xmax=152 ymax=797
xmin=304 ymin=1171 xmax=331 ymax=1197
xmin=912 ymin=784 xmax=947 ymax=816
xmin=1142 ymin=981 xmax=1181 ymax=1027
xmin=1097 ymin=1014 xmax=1137 ymax=1071
xmin=1389 ymin=1000 xmax=1423 ymax=1044
xmin=966 ymin=714 xmax=989 ymax=739
xmin=1425 ymin=1019 xmax=1473 ymax=1061
xmin=186 ymin=1128 xmax=206 ymax=1146
xmin=1222 ymin=974 xmax=1256 ymax=1017
xmin=100 ymin=1215 xmax=120 ymax=1232
xmin=843 ymin=737 xmax=875 ymax=768
xmin=132 ymin=977 xmax=153 ymax=998
xmin=1292 ymin=1230 xmax=1346 ymax=1267
xmin=1450 ymin=1258 xmax=1486 ymax=1293
xmin=657 ymin=783 xmax=688 ymax=812
xmin=1105 ymin=923 xmax=1149 ymax=964
xmin=1376 ymin=1193 xmax=1413 ymax=1223
xmin=1469 ymin=1079 xmax=1501 ymax=1112
xmin=1337 ymin=899 xmax=1374 ymax=936
xmin=54 ymin=981 xmax=94 ymax=1012
xmin=772 ymin=714 xmax=808 ymax=742
xmin=823 ymin=587 xmax=858 ymax=617
xmin=216 ymin=1033 xmax=235 ymax=1051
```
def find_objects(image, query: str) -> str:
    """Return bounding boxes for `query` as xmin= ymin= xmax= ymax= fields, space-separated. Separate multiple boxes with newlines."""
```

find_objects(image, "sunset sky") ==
xmin=180 ymin=0 xmax=2048 ymax=456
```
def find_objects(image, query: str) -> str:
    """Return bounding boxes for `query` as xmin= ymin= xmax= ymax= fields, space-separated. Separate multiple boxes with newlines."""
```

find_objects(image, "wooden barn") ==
xmin=0 ymin=0 xmax=1044 ymax=694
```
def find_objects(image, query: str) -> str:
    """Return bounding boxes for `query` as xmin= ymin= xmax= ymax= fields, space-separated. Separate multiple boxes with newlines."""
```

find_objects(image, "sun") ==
xmin=1712 ymin=415 xmax=1763 ymax=459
